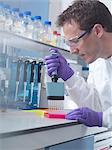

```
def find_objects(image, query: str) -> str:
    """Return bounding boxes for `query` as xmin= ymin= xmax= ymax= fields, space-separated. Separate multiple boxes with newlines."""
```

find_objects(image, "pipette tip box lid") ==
xmin=44 ymin=110 xmax=68 ymax=119
xmin=24 ymin=109 xmax=47 ymax=117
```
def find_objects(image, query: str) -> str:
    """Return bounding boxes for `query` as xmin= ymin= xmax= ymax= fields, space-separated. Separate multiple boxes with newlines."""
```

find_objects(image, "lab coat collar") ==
xmin=106 ymin=56 xmax=112 ymax=61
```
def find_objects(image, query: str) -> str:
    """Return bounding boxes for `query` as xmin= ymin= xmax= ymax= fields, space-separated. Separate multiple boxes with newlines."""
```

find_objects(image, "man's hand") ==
xmin=44 ymin=48 xmax=74 ymax=81
xmin=65 ymin=107 xmax=102 ymax=127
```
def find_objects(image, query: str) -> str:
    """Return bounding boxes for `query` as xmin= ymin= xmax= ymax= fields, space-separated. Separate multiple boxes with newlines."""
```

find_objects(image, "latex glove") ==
xmin=65 ymin=107 xmax=102 ymax=127
xmin=44 ymin=48 xmax=74 ymax=81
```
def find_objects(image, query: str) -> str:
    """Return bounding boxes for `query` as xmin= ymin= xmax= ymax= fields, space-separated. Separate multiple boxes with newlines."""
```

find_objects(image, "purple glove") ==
xmin=44 ymin=48 xmax=74 ymax=81
xmin=65 ymin=107 xmax=102 ymax=127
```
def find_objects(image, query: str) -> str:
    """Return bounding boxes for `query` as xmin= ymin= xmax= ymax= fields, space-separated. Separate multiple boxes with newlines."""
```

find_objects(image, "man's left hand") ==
xmin=65 ymin=107 xmax=102 ymax=127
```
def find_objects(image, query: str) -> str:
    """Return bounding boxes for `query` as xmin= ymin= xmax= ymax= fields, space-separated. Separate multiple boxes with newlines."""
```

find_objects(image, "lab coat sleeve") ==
xmin=65 ymin=74 xmax=102 ymax=112
xmin=103 ymin=107 xmax=112 ymax=129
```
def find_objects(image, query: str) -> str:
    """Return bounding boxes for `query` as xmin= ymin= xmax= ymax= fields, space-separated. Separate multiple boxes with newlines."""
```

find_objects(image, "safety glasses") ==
xmin=65 ymin=29 xmax=92 ymax=47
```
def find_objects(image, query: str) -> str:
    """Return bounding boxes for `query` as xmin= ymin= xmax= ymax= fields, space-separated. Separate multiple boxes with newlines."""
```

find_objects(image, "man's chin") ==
xmin=82 ymin=57 xmax=94 ymax=64
xmin=86 ymin=58 xmax=97 ymax=64
xmin=79 ymin=55 xmax=96 ymax=64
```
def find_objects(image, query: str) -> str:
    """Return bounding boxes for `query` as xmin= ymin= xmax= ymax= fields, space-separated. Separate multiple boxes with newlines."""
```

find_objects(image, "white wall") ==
xmin=99 ymin=0 xmax=112 ymax=13
xmin=49 ymin=0 xmax=74 ymax=30
xmin=61 ymin=0 xmax=74 ymax=10
xmin=48 ymin=0 xmax=61 ymax=30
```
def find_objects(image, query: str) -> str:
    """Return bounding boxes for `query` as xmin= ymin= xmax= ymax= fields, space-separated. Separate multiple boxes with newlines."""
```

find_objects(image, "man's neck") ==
xmin=102 ymin=32 xmax=112 ymax=58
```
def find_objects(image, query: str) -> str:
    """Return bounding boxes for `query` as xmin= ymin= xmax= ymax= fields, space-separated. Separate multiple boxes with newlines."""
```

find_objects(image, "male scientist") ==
xmin=45 ymin=0 xmax=112 ymax=129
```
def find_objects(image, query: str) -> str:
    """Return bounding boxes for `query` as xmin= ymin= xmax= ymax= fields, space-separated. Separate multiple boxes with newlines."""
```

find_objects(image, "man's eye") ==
xmin=71 ymin=38 xmax=79 ymax=43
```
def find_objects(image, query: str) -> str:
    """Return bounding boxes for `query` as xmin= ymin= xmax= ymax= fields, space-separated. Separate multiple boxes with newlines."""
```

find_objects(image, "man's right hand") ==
xmin=44 ymin=48 xmax=74 ymax=81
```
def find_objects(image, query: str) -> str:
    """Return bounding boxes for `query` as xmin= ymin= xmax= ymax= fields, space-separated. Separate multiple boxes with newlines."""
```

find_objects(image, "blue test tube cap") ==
xmin=19 ymin=12 xmax=24 ymax=18
xmin=44 ymin=20 xmax=51 ymax=26
xmin=12 ymin=8 xmax=19 ymax=12
xmin=31 ymin=16 xmax=35 ymax=21
xmin=24 ymin=11 xmax=31 ymax=16
xmin=34 ymin=16 xmax=41 ymax=20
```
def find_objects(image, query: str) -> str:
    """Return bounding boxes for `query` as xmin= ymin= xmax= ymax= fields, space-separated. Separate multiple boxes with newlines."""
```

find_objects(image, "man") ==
xmin=45 ymin=0 xmax=112 ymax=128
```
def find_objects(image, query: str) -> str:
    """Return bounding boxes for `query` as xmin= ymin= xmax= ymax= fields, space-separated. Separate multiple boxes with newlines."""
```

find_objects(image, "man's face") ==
xmin=63 ymin=21 xmax=101 ymax=64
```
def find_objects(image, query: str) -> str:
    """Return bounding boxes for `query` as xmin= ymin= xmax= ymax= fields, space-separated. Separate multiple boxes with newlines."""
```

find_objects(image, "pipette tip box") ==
xmin=44 ymin=110 xmax=67 ymax=119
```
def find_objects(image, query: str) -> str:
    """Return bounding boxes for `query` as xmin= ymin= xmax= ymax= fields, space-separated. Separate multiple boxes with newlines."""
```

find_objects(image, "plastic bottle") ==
xmin=56 ymin=32 xmax=61 ymax=47
xmin=13 ymin=12 xmax=27 ymax=35
xmin=21 ymin=11 xmax=32 ymax=37
xmin=0 ymin=3 xmax=5 ymax=30
xmin=11 ymin=8 xmax=20 ymax=32
xmin=23 ymin=11 xmax=31 ymax=24
xmin=56 ymin=32 xmax=66 ymax=49
xmin=33 ymin=16 xmax=44 ymax=41
xmin=26 ymin=16 xmax=35 ymax=39
xmin=4 ymin=5 xmax=13 ymax=31
xmin=14 ymin=12 xmax=24 ymax=35
xmin=52 ymin=31 xmax=57 ymax=46
xmin=4 ymin=4 xmax=10 ymax=16
xmin=41 ymin=21 xmax=53 ymax=44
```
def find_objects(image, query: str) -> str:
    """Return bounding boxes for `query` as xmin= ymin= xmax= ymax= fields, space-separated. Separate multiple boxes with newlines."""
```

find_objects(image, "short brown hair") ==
xmin=57 ymin=0 xmax=112 ymax=32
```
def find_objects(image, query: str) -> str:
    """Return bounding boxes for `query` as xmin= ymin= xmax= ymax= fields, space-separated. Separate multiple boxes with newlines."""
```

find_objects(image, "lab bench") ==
xmin=0 ymin=110 xmax=111 ymax=150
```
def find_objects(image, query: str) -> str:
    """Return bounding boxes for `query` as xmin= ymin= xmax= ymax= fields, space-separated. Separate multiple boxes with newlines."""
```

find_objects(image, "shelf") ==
xmin=0 ymin=30 xmax=69 ymax=51
xmin=0 ymin=30 xmax=77 ymax=60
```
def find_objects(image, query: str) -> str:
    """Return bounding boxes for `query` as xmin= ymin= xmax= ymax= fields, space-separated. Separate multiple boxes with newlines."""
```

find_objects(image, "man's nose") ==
xmin=70 ymin=47 xmax=79 ymax=55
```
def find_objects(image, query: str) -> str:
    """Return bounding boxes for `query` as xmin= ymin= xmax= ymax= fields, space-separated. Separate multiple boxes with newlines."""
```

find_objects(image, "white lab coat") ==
xmin=65 ymin=57 xmax=112 ymax=129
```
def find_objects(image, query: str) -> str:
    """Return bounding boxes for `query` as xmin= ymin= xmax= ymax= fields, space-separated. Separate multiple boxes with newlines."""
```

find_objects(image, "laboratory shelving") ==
xmin=0 ymin=30 xmax=77 ymax=60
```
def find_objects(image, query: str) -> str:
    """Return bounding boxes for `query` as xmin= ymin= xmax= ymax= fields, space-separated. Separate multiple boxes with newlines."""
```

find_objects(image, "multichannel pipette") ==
xmin=37 ymin=61 xmax=43 ymax=107
xmin=23 ymin=60 xmax=29 ymax=102
xmin=15 ymin=59 xmax=22 ymax=101
xmin=29 ymin=61 xmax=36 ymax=104
xmin=46 ymin=51 xmax=64 ymax=110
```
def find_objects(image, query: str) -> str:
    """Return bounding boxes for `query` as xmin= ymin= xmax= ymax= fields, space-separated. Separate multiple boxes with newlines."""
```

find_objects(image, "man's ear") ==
xmin=93 ymin=24 xmax=104 ymax=38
